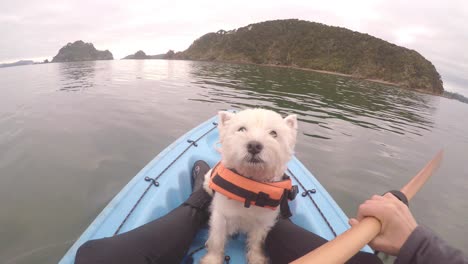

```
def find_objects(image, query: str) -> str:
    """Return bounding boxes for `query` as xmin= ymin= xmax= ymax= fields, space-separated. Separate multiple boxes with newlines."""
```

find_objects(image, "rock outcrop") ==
xmin=123 ymin=50 xmax=149 ymax=59
xmin=52 ymin=40 xmax=113 ymax=62
xmin=122 ymin=50 xmax=176 ymax=60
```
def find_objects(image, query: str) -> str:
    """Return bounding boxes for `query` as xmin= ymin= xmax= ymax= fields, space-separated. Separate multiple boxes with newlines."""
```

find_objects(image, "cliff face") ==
xmin=179 ymin=19 xmax=443 ymax=94
xmin=52 ymin=41 xmax=113 ymax=62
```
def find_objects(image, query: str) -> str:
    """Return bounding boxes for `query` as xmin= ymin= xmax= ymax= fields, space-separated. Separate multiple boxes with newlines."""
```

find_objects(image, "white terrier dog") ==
xmin=201 ymin=109 xmax=298 ymax=264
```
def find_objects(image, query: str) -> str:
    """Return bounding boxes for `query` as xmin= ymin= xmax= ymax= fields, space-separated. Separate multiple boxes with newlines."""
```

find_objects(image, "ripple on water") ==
xmin=1 ymin=60 xmax=466 ymax=263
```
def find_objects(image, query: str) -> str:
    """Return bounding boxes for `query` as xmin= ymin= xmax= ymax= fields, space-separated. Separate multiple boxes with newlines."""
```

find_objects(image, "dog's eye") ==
xmin=269 ymin=130 xmax=277 ymax=138
xmin=238 ymin=127 xmax=247 ymax=132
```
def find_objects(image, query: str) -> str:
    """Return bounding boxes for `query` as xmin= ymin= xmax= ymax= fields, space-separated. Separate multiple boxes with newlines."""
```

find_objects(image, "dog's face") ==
xmin=217 ymin=109 xmax=298 ymax=182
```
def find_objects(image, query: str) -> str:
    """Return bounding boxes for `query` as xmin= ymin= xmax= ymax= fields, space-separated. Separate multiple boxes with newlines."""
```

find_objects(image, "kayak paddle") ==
xmin=291 ymin=150 xmax=444 ymax=264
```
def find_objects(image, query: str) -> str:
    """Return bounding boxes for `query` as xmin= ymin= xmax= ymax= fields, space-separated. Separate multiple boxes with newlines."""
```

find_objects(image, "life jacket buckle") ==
xmin=254 ymin=191 xmax=270 ymax=207
xmin=288 ymin=185 xmax=299 ymax=200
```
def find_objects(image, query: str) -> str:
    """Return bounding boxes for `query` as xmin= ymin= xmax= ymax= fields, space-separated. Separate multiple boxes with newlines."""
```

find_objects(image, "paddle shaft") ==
xmin=291 ymin=150 xmax=443 ymax=264
xmin=400 ymin=151 xmax=443 ymax=200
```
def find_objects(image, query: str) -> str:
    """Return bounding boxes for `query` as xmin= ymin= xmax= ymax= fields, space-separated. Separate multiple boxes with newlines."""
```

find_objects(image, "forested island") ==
xmin=24 ymin=20 xmax=447 ymax=95
xmin=176 ymin=19 xmax=443 ymax=94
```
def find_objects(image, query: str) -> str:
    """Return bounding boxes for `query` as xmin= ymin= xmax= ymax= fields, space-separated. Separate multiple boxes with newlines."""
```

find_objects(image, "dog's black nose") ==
xmin=247 ymin=141 xmax=263 ymax=154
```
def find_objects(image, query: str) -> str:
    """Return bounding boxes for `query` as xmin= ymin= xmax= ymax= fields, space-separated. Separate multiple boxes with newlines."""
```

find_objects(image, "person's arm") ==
xmin=396 ymin=225 xmax=468 ymax=264
xmin=350 ymin=193 xmax=467 ymax=264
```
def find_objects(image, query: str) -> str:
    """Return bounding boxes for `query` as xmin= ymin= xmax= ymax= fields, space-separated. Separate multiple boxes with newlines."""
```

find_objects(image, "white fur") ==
xmin=201 ymin=109 xmax=298 ymax=264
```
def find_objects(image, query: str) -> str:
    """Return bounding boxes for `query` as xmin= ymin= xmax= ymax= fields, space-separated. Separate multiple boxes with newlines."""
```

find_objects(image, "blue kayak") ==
xmin=59 ymin=114 xmax=371 ymax=263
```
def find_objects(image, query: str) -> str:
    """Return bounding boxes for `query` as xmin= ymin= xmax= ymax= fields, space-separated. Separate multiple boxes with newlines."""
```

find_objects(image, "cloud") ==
xmin=0 ymin=0 xmax=466 ymax=93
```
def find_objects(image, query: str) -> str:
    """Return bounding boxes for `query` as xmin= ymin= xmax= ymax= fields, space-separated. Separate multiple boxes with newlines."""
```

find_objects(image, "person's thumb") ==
xmin=349 ymin=218 xmax=359 ymax=227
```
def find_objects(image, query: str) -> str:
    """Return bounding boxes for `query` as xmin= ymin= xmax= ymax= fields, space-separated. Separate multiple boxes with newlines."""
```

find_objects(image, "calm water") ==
xmin=0 ymin=60 xmax=467 ymax=263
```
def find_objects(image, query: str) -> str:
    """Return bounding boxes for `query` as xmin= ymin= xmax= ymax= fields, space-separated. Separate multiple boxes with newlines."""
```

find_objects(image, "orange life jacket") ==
xmin=209 ymin=162 xmax=298 ymax=217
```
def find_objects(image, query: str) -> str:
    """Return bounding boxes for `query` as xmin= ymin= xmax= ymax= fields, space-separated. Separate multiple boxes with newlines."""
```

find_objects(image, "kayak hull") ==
xmin=60 ymin=114 xmax=371 ymax=263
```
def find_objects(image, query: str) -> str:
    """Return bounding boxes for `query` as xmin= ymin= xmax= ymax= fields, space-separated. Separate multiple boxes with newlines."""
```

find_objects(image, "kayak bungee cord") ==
xmin=287 ymin=168 xmax=337 ymax=237
xmin=114 ymin=120 xmax=337 ymax=239
xmin=114 ymin=122 xmax=219 ymax=235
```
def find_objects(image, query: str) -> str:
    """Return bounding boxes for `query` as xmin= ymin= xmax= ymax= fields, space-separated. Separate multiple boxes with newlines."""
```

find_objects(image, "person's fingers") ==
xmin=356 ymin=194 xmax=398 ymax=221
xmin=356 ymin=203 xmax=365 ymax=221
xmin=356 ymin=203 xmax=370 ymax=221
xmin=349 ymin=218 xmax=359 ymax=226
xmin=371 ymin=195 xmax=384 ymax=201
xmin=361 ymin=199 xmax=382 ymax=208
xmin=383 ymin=194 xmax=407 ymax=211
xmin=357 ymin=201 xmax=387 ymax=221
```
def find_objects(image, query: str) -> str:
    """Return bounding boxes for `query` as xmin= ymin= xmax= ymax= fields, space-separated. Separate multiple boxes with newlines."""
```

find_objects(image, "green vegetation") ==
xmin=52 ymin=40 xmax=113 ymax=62
xmin=178 ymin=19 xmax=443 ymax=94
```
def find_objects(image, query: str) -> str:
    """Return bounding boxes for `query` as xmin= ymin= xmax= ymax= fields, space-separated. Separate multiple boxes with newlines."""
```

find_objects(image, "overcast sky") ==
xmin=1 ymin=0 xmax=467 ymax=95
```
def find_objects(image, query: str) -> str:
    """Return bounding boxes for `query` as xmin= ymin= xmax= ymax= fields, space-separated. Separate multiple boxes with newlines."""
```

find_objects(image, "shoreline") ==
xmin=276 ymin=64 xmax=443 ymax=96
xmin=260 ymin=63 xmax=401 ymax=87
xmin=3 ymin=57 xmax=444 ymax=97
xmin=182 ymin=58 xmax=444 ymax=96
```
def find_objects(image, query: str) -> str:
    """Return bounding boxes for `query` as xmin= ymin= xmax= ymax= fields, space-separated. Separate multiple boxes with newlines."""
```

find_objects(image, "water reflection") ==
xmin=58 ymin=61 xmax=96 ymax=92
xmin=188 ymin=62 xmax=434 ymax=137
xmin=53 ymin=60 xmax=435 ymax=137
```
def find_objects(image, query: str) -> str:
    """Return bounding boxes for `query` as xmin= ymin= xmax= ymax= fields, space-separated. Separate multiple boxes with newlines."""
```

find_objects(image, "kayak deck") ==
xmin=60 ymin=115 xmax=370 ymax=263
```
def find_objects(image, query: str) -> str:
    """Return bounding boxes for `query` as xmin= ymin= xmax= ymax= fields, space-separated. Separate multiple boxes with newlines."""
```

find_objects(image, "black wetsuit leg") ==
xmin=75 ymin=189 xmax=211 ymax=264
xmin=76 ymin=192 xmax=381 ymax=264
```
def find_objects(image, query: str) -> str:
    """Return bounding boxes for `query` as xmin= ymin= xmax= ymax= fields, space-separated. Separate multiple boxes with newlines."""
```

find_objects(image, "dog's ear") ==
xmin=284 ymin=114 xmax=298 ymax=130
xmin=218 ymin=111 xmax=234 ymax=127
xmin=218 ymin=111 xmax=234 ymax=143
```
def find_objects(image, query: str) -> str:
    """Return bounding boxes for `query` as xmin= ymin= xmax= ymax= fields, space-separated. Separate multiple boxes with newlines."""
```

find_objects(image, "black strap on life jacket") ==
xmin=211 ymin=174 xmax=280 ymax=208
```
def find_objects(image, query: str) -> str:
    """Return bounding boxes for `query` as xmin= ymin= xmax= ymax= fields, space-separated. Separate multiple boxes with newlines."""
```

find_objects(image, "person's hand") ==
xmin=349 ymin=193 xmax=418 ymax=256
